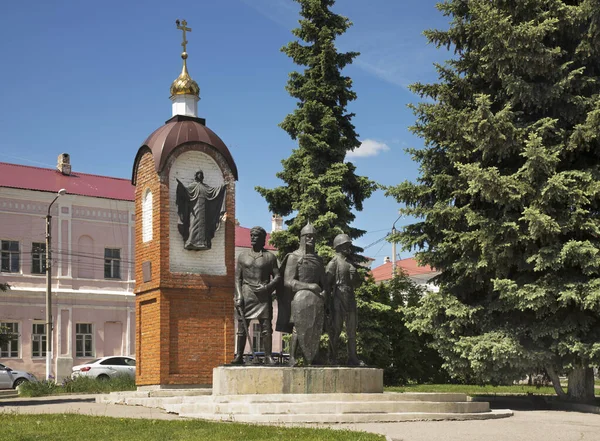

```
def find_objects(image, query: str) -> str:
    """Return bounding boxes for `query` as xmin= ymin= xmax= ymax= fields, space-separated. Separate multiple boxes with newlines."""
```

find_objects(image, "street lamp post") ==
xmin=391 ymin=215 xmax=402 ymax=278
xmin=46 ymin=189 xmax=66 ymax=381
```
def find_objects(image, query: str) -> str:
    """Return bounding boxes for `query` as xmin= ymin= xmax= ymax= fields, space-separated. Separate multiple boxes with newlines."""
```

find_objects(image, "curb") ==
xmin=0 ymin=390 xmax=18 ymax=399
xmin=470 ymin=395 xmax=600 ymax=414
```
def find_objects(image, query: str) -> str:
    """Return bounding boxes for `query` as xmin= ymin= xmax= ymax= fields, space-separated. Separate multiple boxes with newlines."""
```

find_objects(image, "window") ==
xmin=32 ymin=323 xmax=46 ymax=357
xmin=142 ymin=190 xmax=153 ymax=242
xmin=31 ymin=243 xmax=46 ymax=274
xmin=100 ymin=357 xmax=135 ymax=366
xmin=1 ymin=241 xmax=20 ymax=273
xmin=251 ymin=323 xmax=264 ymax=353
xmin=100 ymin=357 xmax=123 ymax=365
xmin=0 ymin=322 xmax=19 ymax=358
xmin=76 ymin=323 xmax=93 ymax=357
xmin=104 ymin=248 xmax=121 ymax=279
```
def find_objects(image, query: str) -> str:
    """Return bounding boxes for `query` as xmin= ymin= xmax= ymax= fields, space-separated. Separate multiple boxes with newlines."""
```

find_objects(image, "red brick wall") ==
xmin=134 ymin=143 xmax=235 ymax=386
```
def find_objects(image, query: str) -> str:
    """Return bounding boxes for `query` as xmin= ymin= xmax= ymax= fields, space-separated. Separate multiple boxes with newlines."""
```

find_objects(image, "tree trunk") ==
xmin=545 ymin=365 xmax=567 ymax=400
xmin=567 ymin=367 xmax=596 ymax=404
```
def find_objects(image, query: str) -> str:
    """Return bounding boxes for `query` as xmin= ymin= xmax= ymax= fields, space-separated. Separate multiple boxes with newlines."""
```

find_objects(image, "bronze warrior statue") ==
xmin=326 ymin=234 xmax=364 ymax=366
xmin=175 ymin=170 xmax=226 ymax=250
xmin=278 ymin=222 xmax=327 ymax=366
xmin=232 ymin=226 xmax=280 ymax=365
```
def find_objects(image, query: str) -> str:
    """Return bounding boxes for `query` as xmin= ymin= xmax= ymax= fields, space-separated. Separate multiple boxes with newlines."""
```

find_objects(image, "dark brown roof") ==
xmin=132 ymin=115 xmax=238 ymax=184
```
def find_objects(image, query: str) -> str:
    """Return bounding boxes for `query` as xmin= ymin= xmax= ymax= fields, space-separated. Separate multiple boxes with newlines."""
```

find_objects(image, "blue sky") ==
xmin=0 ymin=0 xmax=450 ymax=263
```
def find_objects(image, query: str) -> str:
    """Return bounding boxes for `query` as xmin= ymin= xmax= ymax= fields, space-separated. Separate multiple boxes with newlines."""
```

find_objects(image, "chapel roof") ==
xmin=132 ymin=115 xmax=238 ymax=184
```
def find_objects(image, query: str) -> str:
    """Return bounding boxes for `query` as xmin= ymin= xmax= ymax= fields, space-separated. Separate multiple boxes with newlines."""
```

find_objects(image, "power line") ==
xmin=363 ymin=233 xmax=391 ymax=250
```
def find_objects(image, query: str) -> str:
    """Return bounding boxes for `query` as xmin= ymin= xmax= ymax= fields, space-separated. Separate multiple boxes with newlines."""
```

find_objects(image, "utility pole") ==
xmin=46 ymin=189 xmax=66 ymax=381
xmin=391 ymin=215 xmax=402 ymax=279
xmin=391 ymin=226 xmax=397 ymax=277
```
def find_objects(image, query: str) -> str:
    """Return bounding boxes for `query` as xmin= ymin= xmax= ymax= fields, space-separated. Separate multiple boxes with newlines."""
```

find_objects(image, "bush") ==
xmin=356 ymin=275 xmax=450 ymax=386
xmin=62 ymin=375 xmax=136 ymax=394
xmin=18 ymin=380 xmax=59 ymax=397
xmin=18 ymin=375 xmax=136 ymax=397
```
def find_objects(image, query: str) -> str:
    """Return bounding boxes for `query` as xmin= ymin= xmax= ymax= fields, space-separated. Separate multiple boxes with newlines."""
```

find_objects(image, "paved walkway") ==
xmin=333 ymin=411 xmax=600 ymax=441
xmin=1 ymin=395 xmax=600 ymax=441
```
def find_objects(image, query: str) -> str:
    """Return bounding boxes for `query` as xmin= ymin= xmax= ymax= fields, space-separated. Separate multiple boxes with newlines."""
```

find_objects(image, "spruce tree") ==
xmin=256 ymin=0 xmax=376 ymax=258
xmin=386 ymin=0 xmax=600 ymax=402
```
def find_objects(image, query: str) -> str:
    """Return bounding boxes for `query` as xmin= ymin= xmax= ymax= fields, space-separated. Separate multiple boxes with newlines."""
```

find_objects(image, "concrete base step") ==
xmin=177 ymin=409 xmax=513 ymax=423
xmin=97 ymin=388 xmax=212 ymax=406
xmin=208 ymin=392 xmax=471 ymax=403
xmin=170 ymin=399 xmax=490 ymax=416
xmin=97 ymin=391 xmax=513 ymax=423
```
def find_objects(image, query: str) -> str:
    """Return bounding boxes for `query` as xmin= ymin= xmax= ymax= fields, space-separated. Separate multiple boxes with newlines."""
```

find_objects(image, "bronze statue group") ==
xmin=174 ymin=170 xmax=363 ymax=367
xmin=232 ymin=223 xmax=364 ymax=367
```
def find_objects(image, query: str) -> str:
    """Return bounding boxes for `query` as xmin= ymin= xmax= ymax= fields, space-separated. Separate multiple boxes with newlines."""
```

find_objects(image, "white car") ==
xmin=0 ymin=363 xmax=38 ymax=389
xmin=71 ymin=356 xmax=136 ymax=380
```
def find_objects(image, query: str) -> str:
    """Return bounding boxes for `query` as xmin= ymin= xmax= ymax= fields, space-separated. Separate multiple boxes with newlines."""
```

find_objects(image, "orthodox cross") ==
xmin=176 ymin=19 xmax=192 ymax=53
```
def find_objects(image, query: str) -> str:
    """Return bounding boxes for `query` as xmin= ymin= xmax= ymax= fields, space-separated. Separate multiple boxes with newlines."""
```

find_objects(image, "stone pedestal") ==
xmin=213 ymin=366 xmax=383 ymax=395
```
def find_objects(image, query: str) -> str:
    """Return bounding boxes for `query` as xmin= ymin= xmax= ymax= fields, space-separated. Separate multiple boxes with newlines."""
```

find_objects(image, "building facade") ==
xmin=0 ymin=157 xmax=136 ymax=381
xmin=0 ymin=159 xmax=286 ymax=381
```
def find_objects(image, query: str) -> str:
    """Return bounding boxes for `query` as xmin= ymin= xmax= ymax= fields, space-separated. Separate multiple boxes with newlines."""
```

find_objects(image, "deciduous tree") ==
xmin=357 ymin=273 xmax=448 ymax=385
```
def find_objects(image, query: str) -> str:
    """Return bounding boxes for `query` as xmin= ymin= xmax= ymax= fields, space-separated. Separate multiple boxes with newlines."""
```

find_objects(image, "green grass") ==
xmin=0 ymin=414 xmax=384 ymax=441
xmin=18 ymin=375 xmax=136 ymax=397
xmin=385 ymin=383 xmax=563 ymax=396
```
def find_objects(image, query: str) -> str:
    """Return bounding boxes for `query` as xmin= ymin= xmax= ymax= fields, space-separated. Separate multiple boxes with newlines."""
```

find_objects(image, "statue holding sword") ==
xmin=231 ymin=226 xmax=280 ymax=365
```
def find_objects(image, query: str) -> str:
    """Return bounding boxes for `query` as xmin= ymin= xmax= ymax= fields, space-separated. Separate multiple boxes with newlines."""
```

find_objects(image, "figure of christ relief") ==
xmin=232 ymin=226 xmax=280 ymax=365
xmin=175 ymin=170 xmax=227 ymax=250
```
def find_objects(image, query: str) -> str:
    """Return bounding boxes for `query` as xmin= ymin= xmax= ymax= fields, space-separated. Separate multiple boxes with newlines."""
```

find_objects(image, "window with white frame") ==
xmin=0 ymin=322 xmax=19 ymax=358
xmin=31 ymin=243 xmax=46 ymax=274
xmin=32 ymin=323 xmax=46 ymax=357
xmin=104 ymin=248 xmax=121 ymax=279
xmin=1 ymin=241 xmax=20 ymax=273
xmin=75 ymin=323 xmax=93 ymax=357
xmin=142 ymin=189 xmax=153 ymax=242
xmin=251 ymin=323 xmax=264 ymax=353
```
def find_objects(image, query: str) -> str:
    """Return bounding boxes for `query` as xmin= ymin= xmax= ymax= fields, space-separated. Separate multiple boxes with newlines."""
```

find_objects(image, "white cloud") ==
xmin=239 ymin=0 xmax=298 ymax=28
xmin=238 ymin=0 xmax=449 ymax=90
xmin=347 ymin=139 xmax=390 ymax=159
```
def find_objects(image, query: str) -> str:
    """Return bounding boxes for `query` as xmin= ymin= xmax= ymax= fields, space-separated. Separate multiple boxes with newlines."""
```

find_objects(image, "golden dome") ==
xmin=170 ymin=53 xmax=200 ymax=97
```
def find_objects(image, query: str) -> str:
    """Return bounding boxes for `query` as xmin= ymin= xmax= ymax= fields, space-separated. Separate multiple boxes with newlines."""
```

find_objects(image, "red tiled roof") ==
xmin=371 ymin=258 xmax=436 ymax=283
xmin=235 ymin=225 xmax=276 ymax=250
xmin=0 ymin=162 xmax=135 ymax=201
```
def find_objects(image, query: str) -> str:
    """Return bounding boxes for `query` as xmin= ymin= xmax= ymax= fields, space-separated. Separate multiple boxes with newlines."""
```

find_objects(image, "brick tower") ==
xmin=131 ymin=20 xmax=237 ymax=387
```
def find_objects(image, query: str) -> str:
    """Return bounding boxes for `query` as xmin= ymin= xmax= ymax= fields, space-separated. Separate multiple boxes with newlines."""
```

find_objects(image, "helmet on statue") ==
xmin=333 ymin=233 xmax=352 ymax=250
xmin=300 ymin=221 xmax=316 ymax=236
